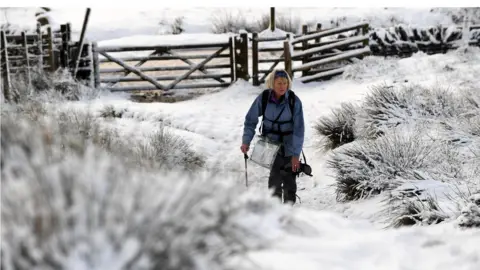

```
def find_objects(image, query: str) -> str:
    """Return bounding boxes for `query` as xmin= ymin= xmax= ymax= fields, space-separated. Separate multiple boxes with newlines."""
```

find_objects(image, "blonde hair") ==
xmin=265 ymin=69 xmax=292 ymax=90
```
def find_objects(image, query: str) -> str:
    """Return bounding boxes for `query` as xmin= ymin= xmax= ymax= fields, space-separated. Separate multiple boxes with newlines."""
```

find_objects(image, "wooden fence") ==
xmin=0 ymin=24 xmax=68 ymax=101
xmin=251 ymin=23 xmax=371 ymax=85
xmin=3 ymin=20 xmax=480 ymax=101
xmin=288 ymin=23 xmax=370 ymax=83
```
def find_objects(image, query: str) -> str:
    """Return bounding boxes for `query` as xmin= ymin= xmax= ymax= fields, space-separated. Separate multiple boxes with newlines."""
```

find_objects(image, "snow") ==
xmin=247 ymin=209 xmax=480 ymax=270
xmin=257 ymin=28 xmax=293 ymax=49
xmin=97 ymin=33 xmax=233 ymax=48
xmin=3 ymin=7 xmax=480 ymax=270
xmin=298 ymin=67 xmax=346 ymax=82
xmin=0 ymin=7 xmax=463 ymax=41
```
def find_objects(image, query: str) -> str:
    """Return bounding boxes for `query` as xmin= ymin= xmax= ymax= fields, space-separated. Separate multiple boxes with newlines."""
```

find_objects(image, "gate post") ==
xmin=252 ymin=32 xmax=259 ymax=86
xmin=92 ymin=42 xmax=100 ymax=88
xmin=284 ymin=38 xmax=292 ymax=79
xmin=229 ymin=37 xmax=235 ymax=83
xmin=234 ymin=33 xmax=249 ymax=82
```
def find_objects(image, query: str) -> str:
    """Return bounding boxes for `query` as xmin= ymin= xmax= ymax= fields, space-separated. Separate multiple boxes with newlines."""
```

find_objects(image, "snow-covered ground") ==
xmin=2 ymin=7 xmax=480 ymax=270
xmin=61 ymin=47 xmax=480 ymax=269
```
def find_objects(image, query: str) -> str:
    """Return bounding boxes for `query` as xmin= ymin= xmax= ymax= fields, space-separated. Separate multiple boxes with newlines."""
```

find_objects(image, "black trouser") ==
xmin=268 ymin=148 xmax=297 ymax=204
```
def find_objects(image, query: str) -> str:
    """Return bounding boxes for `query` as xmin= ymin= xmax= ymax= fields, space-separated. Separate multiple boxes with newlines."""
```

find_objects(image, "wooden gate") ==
xmin=1 ymin=25 xmax=63 ymax=101
xmin=92 ymin=38 xmax=239 ymax=92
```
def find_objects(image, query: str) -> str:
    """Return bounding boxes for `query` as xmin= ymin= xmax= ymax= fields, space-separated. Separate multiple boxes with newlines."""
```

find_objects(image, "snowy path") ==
xmin=62 ymin=48 xmax=480 ymax=269
xmin=78 ymin=78 xmax=374 ymax=216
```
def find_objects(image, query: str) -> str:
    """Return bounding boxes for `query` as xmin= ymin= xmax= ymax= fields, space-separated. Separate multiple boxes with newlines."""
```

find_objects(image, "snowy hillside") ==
xmin=2 ymin=7 xmax=480 ymax=270
xmin=1 ymin=7 xmax=475 ymax=40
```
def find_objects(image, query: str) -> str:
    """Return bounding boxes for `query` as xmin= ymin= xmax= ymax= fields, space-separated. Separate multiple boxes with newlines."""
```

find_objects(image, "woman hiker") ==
xmin=240 ymin=69 xmax=305 ymax=204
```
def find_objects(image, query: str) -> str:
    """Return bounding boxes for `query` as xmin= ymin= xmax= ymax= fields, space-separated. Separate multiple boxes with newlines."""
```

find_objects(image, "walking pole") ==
xmin=244 ymin=153 xmax=249 ymax=188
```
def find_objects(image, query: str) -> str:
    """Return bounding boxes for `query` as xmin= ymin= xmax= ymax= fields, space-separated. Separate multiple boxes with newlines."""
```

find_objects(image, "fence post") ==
xmin=284 ymin=39 xmax=292 ymax=79
xmin=252 ymin=32 xmax=259 ymax=86
xmin=270 ymin=7 xmax=275 ymax=31
xmin=66 ymin=23 xmax=72 ymax=70
xmin=1 ymin=30 xmax=11 ymax=102
xmin=229 ymin=37 xmax=235 ymax=83
xmin=91 ymin=42 xmax=100 ymax=88
xmin=36 ymin=23 xmax=43 ymax=70
xmin=60 ymin=24 xmax=67 ymax=68
xmin=315 ymin=23 xmax=322 ymax=43
xmin=362 ymin=24 xmax=369 ymax=47
xmin=301 ymin=25 xmax=308 ymax=77
xmin=47 ymin=26 xmax=55 ymax=72
xmin=21 ymin=31 xmax=32 ymax=91
xmin=66 ymin=23 xmax=72 ymax=42
xmin=235 ymin=33 xmax=249 ymax=81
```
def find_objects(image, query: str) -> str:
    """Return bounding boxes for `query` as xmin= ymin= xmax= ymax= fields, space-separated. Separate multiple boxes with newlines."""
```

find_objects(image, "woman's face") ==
xmin=273 ymin=77 xmax=288 ymax=97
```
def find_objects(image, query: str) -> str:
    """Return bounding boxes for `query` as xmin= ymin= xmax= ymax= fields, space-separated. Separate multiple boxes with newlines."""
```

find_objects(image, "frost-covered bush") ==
xmin=99 ymin=105 xmax=128 ymax=119
xmin=328 ymin=130 xmax=441 ymax=202
xmin=158 ymin=16 xmax=185 ymax=35
xmin=210 ymin=10 xmax=301 ymax=34
xmin=131 ymin=125 xmax=206 ymax=171
xmin=353 ymin=84 xmax=416 ymax=139
xmin=210 ymin=10 xmax=250 ymax=34
xmin=457 ymin=193 xmax=480 ymax=228
xmin=387 ymin=195 xmax=448 ymax=228
xmin=314 ymin=83 xmax=466 ymax=151
xmin=8 ymin=68 xmax=99 ymax=103
xmin=382 ymin=180 xmax=458 ymax=228
xmin=1 ymin=114 xmax=295 ymax=270
xmin=354 ymin=84 xmax=467 ymax=140
xmin=250 ymin=13 xmax=302 ymax=33
xmin=314 ymin=102 xmax=357 ymax=152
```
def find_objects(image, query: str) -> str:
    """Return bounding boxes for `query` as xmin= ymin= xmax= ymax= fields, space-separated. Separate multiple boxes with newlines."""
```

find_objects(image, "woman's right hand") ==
xmin=240 ymin=144 xmax=249 ymax=154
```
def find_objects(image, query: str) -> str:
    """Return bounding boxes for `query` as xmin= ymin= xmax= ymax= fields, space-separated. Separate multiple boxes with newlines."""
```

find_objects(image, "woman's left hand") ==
xmin=291 ymin=156 xmax=300 ymax=172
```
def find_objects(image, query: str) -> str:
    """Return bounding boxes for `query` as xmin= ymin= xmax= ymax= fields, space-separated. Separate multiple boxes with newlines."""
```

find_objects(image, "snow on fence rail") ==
xmin=291 ymin=22 xmax=369 ymax=45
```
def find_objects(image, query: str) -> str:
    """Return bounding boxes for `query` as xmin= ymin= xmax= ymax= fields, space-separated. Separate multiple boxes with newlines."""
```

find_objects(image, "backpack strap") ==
xmin=261 ymin=89 xmax=270 ymax=117
xmin=288 ymin=90 xmax=296 ymax=115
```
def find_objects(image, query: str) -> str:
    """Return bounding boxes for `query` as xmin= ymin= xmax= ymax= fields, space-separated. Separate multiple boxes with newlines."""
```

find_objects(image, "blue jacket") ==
xmin=242 ymin=90 xmax=305 ymax=157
